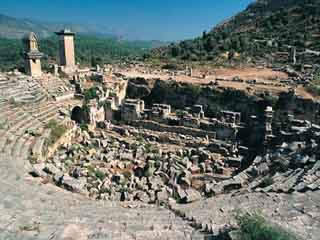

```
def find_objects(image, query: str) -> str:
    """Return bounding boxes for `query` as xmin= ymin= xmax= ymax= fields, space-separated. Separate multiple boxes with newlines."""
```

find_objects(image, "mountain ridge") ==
xmin=153 ymin=0 xmax=320 ymax=65
xmin=0 ymin=13 xmax=119 ymax=39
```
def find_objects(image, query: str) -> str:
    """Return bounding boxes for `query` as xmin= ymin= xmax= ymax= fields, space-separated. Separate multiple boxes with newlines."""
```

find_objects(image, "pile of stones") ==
xmin=30 ymin=126 xmax=237 ymax=205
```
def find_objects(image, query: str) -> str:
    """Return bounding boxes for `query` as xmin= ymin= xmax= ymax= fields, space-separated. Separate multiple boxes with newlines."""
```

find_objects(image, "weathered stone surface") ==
xmin=61 ymin=175 xmax=86 ymax=193
xmin=44 ymin=164 xmax=62 ymax=176
xmin=29 ymin=163 xmax=47 ymax=178
xmin=134 ymin=191 xmax=150 ymax=203
xmin=184 ymin=189 xmax=201 ymax=203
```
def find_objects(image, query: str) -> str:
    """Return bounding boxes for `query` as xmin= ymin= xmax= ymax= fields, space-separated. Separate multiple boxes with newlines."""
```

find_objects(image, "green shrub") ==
xmin=305 ymin=84 xmax=320 ymax=97
xmin=45 ymin=120 xmax=67 ymax=146
xmin=80 ymin=123 xmax=88 ymax=131
xmin=312 ymin=71 xmax=320 ymax=85
xmin=162 ymin=63 xmax=179 ymax=70
xmin=84 ymin=87 xmax=98 ymax=102
xmin=95 ymin=169 xmax=106 ymax=181
xmin=259 ymin=177 xmax=274 ymax=188
xmin=122 ymin=171 xmax=132 ymax=180
xmin=236 ymin=213 xmax=298 ymax=240
xmin=100 ymin=188 xmax=111 ymax=194
xmin=86 ymin=165 xmax=95 ymax=176
xmin=184 ymin=84 xmax=202 ymax=97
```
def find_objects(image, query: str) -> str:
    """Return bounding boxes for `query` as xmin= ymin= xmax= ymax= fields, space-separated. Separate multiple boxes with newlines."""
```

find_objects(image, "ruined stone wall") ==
xmin=105 ymin=108 xmax=114 ymax=121
xmin=121 ymin=109 xmax=140 ymax=122
xmin=117 ymin=81 xmax=128 ymax=105
xmin=215 ymin=126 xmax=237 ymax=140
xmin=47 ymin=126 xmax=76 ymax=159
xmin=53 ymin=93 xmax=74 ymax=102
xmin=277 ymin=93 xmax=320 ymax=121
xmin=127 ymin=79 xmax=320 ymax=124
xmin=130 ymin=120 xmax=216 ymax=138
xmin=91 ymin=106 xmax=105 ymax=123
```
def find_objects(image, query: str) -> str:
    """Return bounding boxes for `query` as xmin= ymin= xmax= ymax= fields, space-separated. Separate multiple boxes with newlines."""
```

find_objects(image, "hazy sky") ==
xmin=0 ymin=0 xmax=254 ymax=41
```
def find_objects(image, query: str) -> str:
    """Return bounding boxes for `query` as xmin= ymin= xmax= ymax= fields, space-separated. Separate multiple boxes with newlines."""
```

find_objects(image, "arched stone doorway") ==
xmin=71 ymin=106 xmax=85 ymax=124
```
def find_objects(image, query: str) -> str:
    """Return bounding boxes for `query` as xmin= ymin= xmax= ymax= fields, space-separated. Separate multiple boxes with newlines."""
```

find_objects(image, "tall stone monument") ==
xmin=290 ymin=46 xmax=297 ymax=65
xmin=23 ymin=32 xmax=43 ymax=77
xmin=55 ymin=29 xmax=76 ymax=72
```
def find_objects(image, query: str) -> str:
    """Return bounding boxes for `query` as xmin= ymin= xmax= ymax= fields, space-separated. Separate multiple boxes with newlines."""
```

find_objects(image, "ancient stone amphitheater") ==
xmin=0 ymin=73 xmax=206 ymax=240
xmin=1 ymin=72 xmax=320 ymax=240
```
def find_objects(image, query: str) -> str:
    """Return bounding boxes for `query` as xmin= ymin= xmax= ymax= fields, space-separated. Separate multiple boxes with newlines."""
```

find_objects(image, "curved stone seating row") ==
xmin=29 ymin=129 xmax=51 ymax=162
xmin=0 ymin=96 xmax=82 ymax=162
xmin=0 ymin=74 xmax=48 ymax=104
xmin=0 ymin=99 xmax=62 ymax=156
xmin=40 ymin=76 xmax=75 ymax=99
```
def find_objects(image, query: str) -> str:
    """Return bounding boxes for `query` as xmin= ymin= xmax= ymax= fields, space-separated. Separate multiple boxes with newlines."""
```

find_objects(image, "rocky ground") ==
xmin=170 ymin=140 xmax=320 ymax=239
xmin=29 ymin=120 xmax=320 ymax=239
xmin=30 ymin=125 xmax=236 ymax=206
xmin=0 ymin=71 xmax=206 ymax=240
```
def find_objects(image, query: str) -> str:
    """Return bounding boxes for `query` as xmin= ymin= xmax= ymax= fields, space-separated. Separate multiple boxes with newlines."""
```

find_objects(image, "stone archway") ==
xmin=71 ymin=106 xmax=85 ymax=124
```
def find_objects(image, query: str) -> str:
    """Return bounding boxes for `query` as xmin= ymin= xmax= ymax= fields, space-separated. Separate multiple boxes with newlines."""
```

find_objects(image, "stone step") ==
xmin=0 ymin=115 xmax=35 ymax=151
xmin=10 ymin=120 xmax=43 ymax=158
xmin=9 ymin=92 xmax=35 ymax=100
xmin=5 ymin=112 xmax=29 ymax=126
xmin=33 ymin=95 xmax=48 ymax=103
xmin=41 ymin=114 xmax=59 ymax=124
xmin=20 ymin=137 xmax=34 ymax=160
xmin=30 ymin=129 xmax=50 ymax=160
xmin=0 ymin=100 xmax=7 ymax=107
xmin=0 ymin=82 xmax=16 ymax=90
xmin=19 ymin=135 xmax=35 ymax=159
xmin=0 ymin=109 xmax=23 ymax=122
xmin=0 ymin=87 xmax=27 ymax=96
xmin=5 ymin=119 xmax=43 ymax=156
xmin=33 ymin=104 xmax=58 ymax=118
xmin=11 ymin=134 xmax=30 ymax=158
xmin=27 ymin=102 xmax=56 ymax=113
xmin=37 ymin=110 xmax=59 ymax=124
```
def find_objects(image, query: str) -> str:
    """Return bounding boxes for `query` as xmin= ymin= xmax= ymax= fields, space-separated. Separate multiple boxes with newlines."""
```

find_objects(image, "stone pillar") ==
xmin=290 ymin=47 xmax=296 ymax=65
xmin=264 ymin=106 xmax=274 ymax=147
xmin=23 ymin=32 xmax=43 ymax=77
xmin=52 ymin=64 xmax=59 ymax=76
xmin=55 ymin=29 xmax=76 ymax=71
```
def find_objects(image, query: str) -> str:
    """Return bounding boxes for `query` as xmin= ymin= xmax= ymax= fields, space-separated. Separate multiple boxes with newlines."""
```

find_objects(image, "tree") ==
xmin=202 ymin=31 xmax=207 ymax=39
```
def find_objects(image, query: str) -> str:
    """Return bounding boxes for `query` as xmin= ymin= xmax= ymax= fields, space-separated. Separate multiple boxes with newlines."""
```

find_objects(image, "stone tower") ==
xmin=23 ymin=32 xmax=43 ymax=77
xmin=55 ymin=29 xmax=76 ymax=70
xmin=264 ymin=106 xmax=274 ymax=146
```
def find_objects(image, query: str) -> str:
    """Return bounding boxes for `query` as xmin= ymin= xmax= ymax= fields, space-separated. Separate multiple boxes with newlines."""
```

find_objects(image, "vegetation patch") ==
xmin=95 ymin=169 xmax=106 ymax=181
xmin=84 ymin=87 xmax=99 ymax=102
xmin=0 ymin=35 xmax=163 ymax=71
xmin=235 ymin=212 xmax=298 ymax=240
xmin=305 ymin=84 xmax=320 ymax=97
xmin=151 ymin=0 xmax=320 ymax=65
xmin=0 ymin=121 xmax=6 ymax=130
xmin=306 ymin=70 xmax=320 ymax=96
xmin=45 ymin=120 xmax=67 ymax=146
xmin=259 ymin=176 xmax=274 ymax=188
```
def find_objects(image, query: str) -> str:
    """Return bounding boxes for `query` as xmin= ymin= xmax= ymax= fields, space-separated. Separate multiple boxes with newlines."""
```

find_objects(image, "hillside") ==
xmin=153 ymin=0 xmax=320 ymax=65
